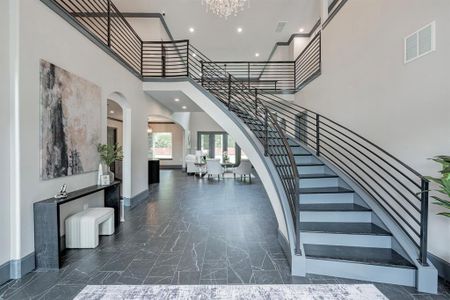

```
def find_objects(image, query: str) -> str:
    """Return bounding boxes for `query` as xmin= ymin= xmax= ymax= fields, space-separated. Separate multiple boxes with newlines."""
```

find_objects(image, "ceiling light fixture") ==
xmin=237 ymin=27 xmax=243 ymax=33
xmin=192 ymin=53 xmax=197 ymax=57
xmin=182 ymin=106 xmax=187 ymax=110
xmin=174 ymin=98 xmax=180 ymax=102
xmin=189 ymin=27 xmax=195 ymax=33
xmin=255 ymin=52 xmax=260 ymax=57
xmin=202 ymin=0 xmax=250 ymax=19
xmin=110 ymin=110 xmax=115 ymax=114
xmin=299 ymin=27 xmax=305 ymax=33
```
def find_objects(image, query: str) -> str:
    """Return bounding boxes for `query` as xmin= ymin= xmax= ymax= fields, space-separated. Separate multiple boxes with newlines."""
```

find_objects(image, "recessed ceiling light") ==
xmin=110 ymin=110 xmax=115 ymax=114
xmin=174 ymin=98 xmax=180 ymax=102
xmin=192 ymin=53 xmax=197 ymax=57
xmin=182 ymin=106 xmax=187 ymax=110
xmin=299 ymin=27 xmax=305 ymax=33
xmin=237 ymin=27 xmax=243 ymax=33
xmin=189 ymin=27 xmax=195 ymax=33
xmin=255 ymin=53 xmax=260 ymax=57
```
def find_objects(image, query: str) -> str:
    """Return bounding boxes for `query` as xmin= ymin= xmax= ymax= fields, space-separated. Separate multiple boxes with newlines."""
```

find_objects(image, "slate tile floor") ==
xmin=1 ymin=170 xmax=449 ymax=299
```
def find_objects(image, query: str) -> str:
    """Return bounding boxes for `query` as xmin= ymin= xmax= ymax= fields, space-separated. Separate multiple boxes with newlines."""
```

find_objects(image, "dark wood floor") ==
xmin=1 ymin=170 xmax=449 ymax=299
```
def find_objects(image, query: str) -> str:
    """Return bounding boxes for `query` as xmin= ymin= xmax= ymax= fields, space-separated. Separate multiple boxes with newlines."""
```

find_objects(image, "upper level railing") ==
xmin=44 ymin=0 xmax=321 ymax=93
xmin=42 ymin=0 xmax=430 ymax=265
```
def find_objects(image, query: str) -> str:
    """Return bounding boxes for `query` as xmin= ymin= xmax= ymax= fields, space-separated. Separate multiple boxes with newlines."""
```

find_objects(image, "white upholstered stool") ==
xmin=65 ymin=207 xmax=115 ymax=249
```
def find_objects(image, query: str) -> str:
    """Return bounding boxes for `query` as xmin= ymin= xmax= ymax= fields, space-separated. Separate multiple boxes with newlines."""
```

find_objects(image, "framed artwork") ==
xmin=40 ymin=60 xmax=101 ymax=180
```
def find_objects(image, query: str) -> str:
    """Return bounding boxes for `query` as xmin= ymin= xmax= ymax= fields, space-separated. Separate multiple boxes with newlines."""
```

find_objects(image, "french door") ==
xmin=197 ymin=132 xmax=246 ymax=165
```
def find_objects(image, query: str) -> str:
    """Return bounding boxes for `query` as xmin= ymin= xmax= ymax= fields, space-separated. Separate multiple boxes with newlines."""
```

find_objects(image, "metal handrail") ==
xmin=43 ymin=0 xmax=429 ymax=265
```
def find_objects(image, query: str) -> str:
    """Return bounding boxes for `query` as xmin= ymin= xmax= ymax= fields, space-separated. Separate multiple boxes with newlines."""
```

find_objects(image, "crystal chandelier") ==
xmin=202 ymin=0 xmax=250 ymax=19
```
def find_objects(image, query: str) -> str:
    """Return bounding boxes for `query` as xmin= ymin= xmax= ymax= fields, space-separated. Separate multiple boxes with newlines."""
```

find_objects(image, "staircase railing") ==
xmin=256 ymin=93 xmax=430 ymax=266
xmin=188 ymin=45 xmax=302 ymax=255
xmin=42 ymin=0 xmax=430 ymax=265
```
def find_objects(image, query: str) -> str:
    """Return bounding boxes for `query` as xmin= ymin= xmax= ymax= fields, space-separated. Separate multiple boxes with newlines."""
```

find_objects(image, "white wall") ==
xmin=189 ymin=112 xmax=225 ymax=153
xmin=12 ymin=0 xmax=172 ymax=261
xmin=0 ymin=0 xmax=11 ymax=267
xmin=149 ymin=123 xmax=184 ymax=166
xmin=126 ymin=17 xmax=167 ymax=41
xmin=295 ymin=0 xmax=450 ymax=263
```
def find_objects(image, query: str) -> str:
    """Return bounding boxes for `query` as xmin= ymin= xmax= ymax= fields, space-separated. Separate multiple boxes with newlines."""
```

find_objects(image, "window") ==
xmin=152 ymin=132 xmax=173 ymax=159
xmin=197 ymin=132 xmax=246 ymax=165
xmin=404 ymin=21 xmax=436 ymax=64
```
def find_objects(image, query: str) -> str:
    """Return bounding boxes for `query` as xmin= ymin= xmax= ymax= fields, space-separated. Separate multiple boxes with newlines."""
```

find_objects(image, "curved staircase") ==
xmin=41 ymin=0 xmax=438 ymax=292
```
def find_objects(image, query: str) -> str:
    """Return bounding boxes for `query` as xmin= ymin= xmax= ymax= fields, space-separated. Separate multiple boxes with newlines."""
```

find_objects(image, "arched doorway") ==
xmin=107 ymin=92 xmax=131 ymax=200
xmin=147 ymin=114 xmax=188 ymax=170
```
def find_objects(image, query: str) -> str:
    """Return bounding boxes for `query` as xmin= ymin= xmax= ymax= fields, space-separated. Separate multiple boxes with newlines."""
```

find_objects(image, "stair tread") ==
xmin=300 ymin=173 xmax=338 ymax=179
xmin=304 ymin=244 xmax=415 ymax=269
xmin=299 ymin=203 xmax=370 ymax=212
xmin=299 ymin=187 xmax=353 ymax=194
xmin=300 ymin=222 xmax=391 ymax=235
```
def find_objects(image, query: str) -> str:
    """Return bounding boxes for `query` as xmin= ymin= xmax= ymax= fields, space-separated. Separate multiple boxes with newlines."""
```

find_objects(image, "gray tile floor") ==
xmin=1 ymin=170 xmax=449 ymax=299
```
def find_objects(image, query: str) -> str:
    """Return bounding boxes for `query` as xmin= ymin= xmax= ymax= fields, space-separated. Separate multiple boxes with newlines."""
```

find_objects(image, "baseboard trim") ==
xmin=9 ymin=252 xmax=35 ymax=280
xmin=123 ymin=189 xmax=149 ymax=208
xmin=160 ymin=165 xmax=182 ymax=169
xmin=429 ymin=253 xmax=450 ymax=282
xmin=277 ymin=228 xmax=291 ymax=264
xmin=0 ymin=260 xmax=10 ymax=286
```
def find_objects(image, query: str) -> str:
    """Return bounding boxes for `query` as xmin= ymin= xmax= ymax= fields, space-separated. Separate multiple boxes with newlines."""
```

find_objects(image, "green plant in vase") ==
xmin=223 ymin=151 xmax=229 ymax=164
xmin=97 ymin=143 xmax=123 ymax=182
xmin=426 ymin=155 xmax=450 ymax=218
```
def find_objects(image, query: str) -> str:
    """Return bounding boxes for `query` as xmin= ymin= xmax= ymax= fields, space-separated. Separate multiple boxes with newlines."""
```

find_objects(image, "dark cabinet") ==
xmin=148 ymin=160 xmax=160 ymax=184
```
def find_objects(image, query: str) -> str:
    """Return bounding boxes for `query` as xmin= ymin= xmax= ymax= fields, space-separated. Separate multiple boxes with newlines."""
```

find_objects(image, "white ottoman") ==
xmin=65 ymin=207 xmax=115 ymax=249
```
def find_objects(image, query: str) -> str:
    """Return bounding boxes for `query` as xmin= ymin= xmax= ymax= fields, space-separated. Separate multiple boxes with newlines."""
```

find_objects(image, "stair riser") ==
xmin=291 ymin=147 xmax=310 ymax=155
xmin=295 ymin=156 xmax=321 ymax=164
xmin=299 ymin=192 xmax=354 ymax=204
xmin=301 ymin=232 xmax=392 ymax=248
xmin=297 ymin=165 xmax=326 ymax=174
xmin=299 ymin=178 xmax=340 ymax=188
xmin=299 ymin=211 xmax=372 ymax=223
xmin=305 ymin=259 xmax=416 ymax=287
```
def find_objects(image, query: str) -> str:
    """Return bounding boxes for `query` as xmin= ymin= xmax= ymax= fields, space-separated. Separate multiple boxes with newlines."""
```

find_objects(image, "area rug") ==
xmin=74 ymin=284 xmax=387 ymax=300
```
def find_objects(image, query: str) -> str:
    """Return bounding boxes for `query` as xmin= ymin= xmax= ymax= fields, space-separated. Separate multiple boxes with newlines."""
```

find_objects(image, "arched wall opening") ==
xmin=107 ymin=92 xmax=131 ymax=199
xmin=147 ymin=114 xmax=189 ymax=170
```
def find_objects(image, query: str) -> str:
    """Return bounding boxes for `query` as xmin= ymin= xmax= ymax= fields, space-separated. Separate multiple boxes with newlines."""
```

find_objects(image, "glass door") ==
xmin=198 ymin=132 xmax=246 ymax=166
xmin=214 ymin=134 xmax=224 ymax=162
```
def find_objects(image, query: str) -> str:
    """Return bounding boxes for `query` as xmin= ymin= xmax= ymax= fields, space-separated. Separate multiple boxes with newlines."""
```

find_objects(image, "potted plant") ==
xmin=426 ymin=155 xmax=450 ymax=218
xmin=223 ymin=151 xmax=229 ymax=164
xmin=97 ymin=143 xmax=123 ymax=182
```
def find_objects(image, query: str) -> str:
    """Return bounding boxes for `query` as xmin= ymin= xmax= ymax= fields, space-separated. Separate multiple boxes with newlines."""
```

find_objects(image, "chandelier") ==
xmin=202 ymin=0 xmax=250 ymax=19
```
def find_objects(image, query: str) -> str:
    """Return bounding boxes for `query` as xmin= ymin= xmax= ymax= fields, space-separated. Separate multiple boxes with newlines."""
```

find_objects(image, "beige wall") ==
xmin=149 ymin=123 xmax=184 ymax=167
xmin=295 ymin=0 xmax=450 ymax=262
xmin=0 ymin=0 xmax=11 ymax=267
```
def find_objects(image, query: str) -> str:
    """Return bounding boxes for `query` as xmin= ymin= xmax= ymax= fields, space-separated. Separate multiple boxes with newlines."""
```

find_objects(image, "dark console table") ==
xmin=148 ymin=160 xmax=160 ymax=184
xmin=33 ymin=182 xmax=121 ymax=270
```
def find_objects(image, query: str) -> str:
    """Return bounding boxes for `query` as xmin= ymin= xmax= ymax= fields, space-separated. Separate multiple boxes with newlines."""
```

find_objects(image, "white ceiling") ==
xmin=107 ymin=99 xmax=123 ymax=120
xmin=146 ymin=90 xmax=204 ymax=112
xmin=112 ymin=0 xmax=320 ymax=61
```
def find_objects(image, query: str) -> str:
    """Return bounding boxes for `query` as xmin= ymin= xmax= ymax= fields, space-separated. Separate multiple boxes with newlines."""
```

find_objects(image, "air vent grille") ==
xmin=404 ymin=21 xmax=436 ymax=64
xmin=275 ymin=21 xmax=288 ymax=33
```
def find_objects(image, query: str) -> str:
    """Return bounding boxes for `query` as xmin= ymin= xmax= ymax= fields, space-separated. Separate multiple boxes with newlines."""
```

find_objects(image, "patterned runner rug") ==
xmin=74 ymin=284 xmax=388 ymax=300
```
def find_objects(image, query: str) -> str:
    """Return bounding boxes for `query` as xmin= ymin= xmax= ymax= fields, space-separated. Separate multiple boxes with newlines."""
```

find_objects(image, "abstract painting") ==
xmin=40 ymin=60 xmax=101 ymax=180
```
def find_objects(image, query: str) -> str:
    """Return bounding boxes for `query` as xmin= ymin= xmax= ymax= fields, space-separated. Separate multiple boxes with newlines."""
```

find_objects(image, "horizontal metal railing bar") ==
xmin=318 ymin=126 xmax=422 ymax=202
xmin=319 ymin=150 xmax=421 ymax=247
xmin=319 ymin=121 xmax=422 ymax=188
xmin=319 ymin=132 xmax=422 ymax=213
xmin=319 ymin=143 xmax=421 ymax=231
